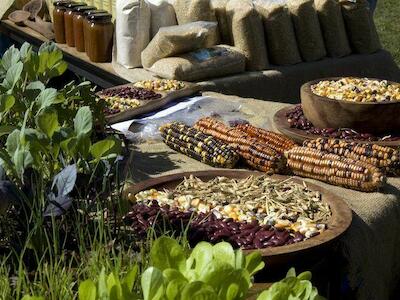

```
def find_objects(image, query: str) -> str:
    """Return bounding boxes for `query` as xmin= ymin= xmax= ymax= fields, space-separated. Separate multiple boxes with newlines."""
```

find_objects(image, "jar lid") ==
xmin=75 ymin=5 xmax=96 ymax=13
xmin=65 ymin=2 xmax=87 ymax=10
xmin=83 ymin=9 xmax=107 ymax=16
xmin=88 ymin=13 xmax=112 ymax=21
xmin=53 ymin=0 xmax=72 ymax=7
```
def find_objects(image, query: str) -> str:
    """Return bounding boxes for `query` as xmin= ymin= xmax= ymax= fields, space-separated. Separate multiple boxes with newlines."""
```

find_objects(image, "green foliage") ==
xmin=256 ymin=268 xmax=325 ymax=300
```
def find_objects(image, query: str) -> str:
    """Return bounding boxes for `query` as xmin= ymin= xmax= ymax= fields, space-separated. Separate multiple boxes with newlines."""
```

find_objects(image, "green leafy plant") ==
xmin=256 ymin=268 xmax=324 ymax=300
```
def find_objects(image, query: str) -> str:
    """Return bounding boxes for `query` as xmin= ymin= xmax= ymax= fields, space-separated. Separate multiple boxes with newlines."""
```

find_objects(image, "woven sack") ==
xmin=255 ymin=0 xmax=301 ymax=65
xmin=210 ymin=0 xmax=231 ymax=45
xmin=148 ymin=45 xmax=246 ymax=81
xmin=288 ymin=0 xmax=327 ymax=62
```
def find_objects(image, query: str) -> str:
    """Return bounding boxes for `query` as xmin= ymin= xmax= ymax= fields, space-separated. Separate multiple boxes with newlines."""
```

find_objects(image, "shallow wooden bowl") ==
xmin=8 ymin=10 xmax=30 ymax=25
xmin=301 ymin=77 xmax=400 ymax=135
xmin=125 ymin=170 xmax=352 ymax=270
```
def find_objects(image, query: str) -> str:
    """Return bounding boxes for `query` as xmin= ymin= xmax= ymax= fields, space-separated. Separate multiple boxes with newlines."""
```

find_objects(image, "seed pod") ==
xmin=194 ymin=117 xmax=284 ymax=173
xmin=235 ymin=123 xmax=297 ymax=153
xmin=285 ymin=146 xmax=386 ymax=192
xmin=303 ymin=138 xmax=400 ymax=173
xmin=160 ymin=122 xmax=239 ymax=168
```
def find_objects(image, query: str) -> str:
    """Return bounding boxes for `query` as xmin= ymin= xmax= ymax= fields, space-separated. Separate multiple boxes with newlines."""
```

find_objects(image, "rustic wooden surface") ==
xmin=0 ymin=19 xmax=128 ymax=88
xmin=125 ymin=169 xmax=352 ymax=269
xmin=300 ymin=77 xmax=400 ymax=135
xmin=274 ymin=105 xmax=400 ymax=147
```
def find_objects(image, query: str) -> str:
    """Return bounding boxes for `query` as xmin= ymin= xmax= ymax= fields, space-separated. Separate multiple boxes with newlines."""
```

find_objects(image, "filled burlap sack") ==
xmin=148 ymin=0 xmax=177 ymax=38
xmin=211 ymin=0 xmax=231 ymax=45
xmin=255 ymin=0 xmax=301 ymax=66
xmin=141 ymin=21 xmax=218 ymax=69
xmin=147 ymin=45 xmax=246 ymax=81
xmin=340 ymin=0 xmax=381 ymax=54
xmin=315 ymin=0 xmax=351 ymax=57
xmin=288 ymin=0 xmax=326 ymax=62
xmin=116 ymin=0 xmax=151 ymax=68
xmin=226 ymin=0 xmax=268 ymax=71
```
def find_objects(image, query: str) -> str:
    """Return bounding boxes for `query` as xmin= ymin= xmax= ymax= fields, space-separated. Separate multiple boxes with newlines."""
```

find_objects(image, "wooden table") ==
xmin=0 ymin=20 xmax=128 ymax=88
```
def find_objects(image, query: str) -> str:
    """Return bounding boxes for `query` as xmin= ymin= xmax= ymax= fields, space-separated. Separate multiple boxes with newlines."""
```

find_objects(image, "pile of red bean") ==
xmin=123 ymin=201 xmax=305 ymax=250
xmin=99 ymin=86 xmax=162 ymax=100
xmin=286 ymin=105 xmax=400 ymax=141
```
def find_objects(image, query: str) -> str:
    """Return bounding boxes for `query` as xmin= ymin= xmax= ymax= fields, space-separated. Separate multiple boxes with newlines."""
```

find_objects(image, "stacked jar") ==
xmin=52 ymin=1 xmax=113 ymax=63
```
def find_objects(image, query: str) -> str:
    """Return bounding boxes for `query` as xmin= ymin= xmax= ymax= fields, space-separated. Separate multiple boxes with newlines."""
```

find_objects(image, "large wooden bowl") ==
xmin=125 ymin=170 xmax=352 ymax=273
xmin=301 ymin=77 xmax=400 ymax=135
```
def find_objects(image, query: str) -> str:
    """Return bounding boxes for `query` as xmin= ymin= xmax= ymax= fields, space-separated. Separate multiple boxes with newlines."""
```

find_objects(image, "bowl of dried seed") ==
xmin=123 ymin=170 xmax=352 ymax=269
xmin=301 ymin=77 xmax=400 ymax=134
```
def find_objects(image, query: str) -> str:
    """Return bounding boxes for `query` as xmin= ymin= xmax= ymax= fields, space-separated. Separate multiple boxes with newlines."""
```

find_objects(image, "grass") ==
xmin=375 ymin=0 xmax=400 ymax=66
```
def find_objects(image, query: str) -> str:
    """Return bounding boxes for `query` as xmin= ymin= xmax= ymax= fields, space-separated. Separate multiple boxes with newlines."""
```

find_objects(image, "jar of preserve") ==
xmin=64 ymin=2 xmax=87 ymax=47
xmin=83 ymin=10 xmax=107 ymax=56
xmin=53 ymin=1 xmax=71 ymax=44
xmin=86 ymin=13 xmax=114 ymax=62
xmin=72 ymin=6 xmax=96 ymax=52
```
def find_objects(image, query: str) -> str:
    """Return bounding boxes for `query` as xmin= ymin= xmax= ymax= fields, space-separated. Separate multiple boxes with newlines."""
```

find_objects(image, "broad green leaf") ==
xmin=1 ymin=45 xmax=20 ymax=70
xmin=256 ymin=282 xmax=290 ymax=300
xmin=20 ymin=42 xmax=32 ymax=61
xmin=163 ymin=268 xmax=188 ymax=283
xmin=150 ymin=236 xmax=186 ymax=272
xmin=52 ymin=164 xmax=77 ymax=196
xmin=166 ymin=279 xmax=187 ymax=300
xmin=189 ymin=241 xmax=213 ymax=275
xmin=78 ymin=279 xmax=96 ymax=300
xmin=107 ymin=272 xmax=122 ymax=300
xmin=297 ymin=271 xmax=312 ymax=281
xmin=74 ymin=106 xmax=93 ymax=136
xmin=181 ymin=281 xmax=218 ymax=300
xmin=0 ymin=125 xmax=16 ymax=138
xmin=90 ymin=139 xmax=116 ymax=160
xmin=36 ymin=88 xmax=58 ymax=110
xmin=291 ymin=280 xmax=312 ymax=299
xmin=77 ymin=134 xmax=91 ymax=159
xmin=46 ymin=49 xmax=63 ymax=68
xmin=124 ymin=264 xmax=138 ymax=291
xmin=234 ymin=250 xmax=245 ymax=270
xmin=6 ymin=130 xmax=20 ymax=154
xmin=286 ymin=268 xmax=296 ymax=278
xmin=12 ymin=146 xmax=33 ymax=178
xmin=36 ymin=108 xmax=59 ymax=138
xmin=26 ymin=81 xmax=45 ymax=91
xmin=97 ymin=268 xmax=108 ymax=300
xmin=60 ymin=137 xmax=78 ymax=157
xmin=199 ymin=261 xmax=234 ymax=288
xmin=212 ymin=242 xmax=235 ymax=268
xmin=48 ymin=61 xmax=68 ymax=78
xmin=0 ymin=94 xmax=15 ymax=113
xmin=224 ymin=284 xmax=239 ymax=300
xmin=141 ymin=267 xmax=164 ymax=300
xmin=218 ymin=269 xmax=250 ymax=300
xmin=245 ymin=252 xmax=265 ymax=277
xmin=2 ymin=62 xmax=23 ymax=91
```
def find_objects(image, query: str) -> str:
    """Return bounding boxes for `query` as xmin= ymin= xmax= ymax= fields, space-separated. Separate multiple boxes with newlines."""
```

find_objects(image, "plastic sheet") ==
xmin=112 ymin=96 xmax=256 ymax=142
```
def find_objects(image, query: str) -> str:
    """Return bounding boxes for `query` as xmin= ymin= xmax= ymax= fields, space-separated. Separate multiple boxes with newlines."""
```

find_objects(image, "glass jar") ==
xmin=72 ymin=6 xmax=96 ymax=52
xmin=64 ymin=2 xmax=87 ymax=47
xmin=53 ymin=1 xmax=71 ymax=44
xmin=83 ymin=10 xmax=107 ymax=55
xmin=86 ymin=13 xmax=114 ymax=62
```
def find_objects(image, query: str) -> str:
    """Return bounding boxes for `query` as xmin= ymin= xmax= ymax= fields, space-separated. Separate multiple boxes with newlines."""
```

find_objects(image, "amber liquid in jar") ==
xmin=83 ymin=10 xmax=106 ymax=55
xmin=73 ymin=6 xmax=96 ymax=52
xmin=64 ymin=3 xmax=87 ymax=47
xmin=53 ymin=1 xmax=71 ymax=44
xmin=87 ymin=13 xmax=113 ymax=62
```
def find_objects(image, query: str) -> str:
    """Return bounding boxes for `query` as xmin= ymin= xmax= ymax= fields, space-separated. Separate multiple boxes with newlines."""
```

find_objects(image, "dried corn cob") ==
xmin=303 ymin=138 xmax=400 ymax=173
xmin=235 ymin=123 xmax=297 ymax=153
xmin=194 ymin=117 xmax=285 ymax=173
xmin=160 ymin=122 xmax=239 ymax=168
xmin=285 ymin=146 xmax=386 ymax=192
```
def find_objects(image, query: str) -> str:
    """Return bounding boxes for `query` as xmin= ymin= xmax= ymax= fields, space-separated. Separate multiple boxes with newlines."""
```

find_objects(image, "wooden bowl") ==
xmin=301 ymin=77 xmax=400 ymax=135
xmin=125 ymin=170 xmax=352 ymax=270
xmin=8 ymin=10 xmax=30 ymax=25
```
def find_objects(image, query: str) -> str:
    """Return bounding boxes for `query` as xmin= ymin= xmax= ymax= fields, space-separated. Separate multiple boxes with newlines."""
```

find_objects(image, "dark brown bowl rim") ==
xmin=302 ymin=77 xmax=400 ymax=106
xmin=125 ymin=170 xmax=353 ymax=258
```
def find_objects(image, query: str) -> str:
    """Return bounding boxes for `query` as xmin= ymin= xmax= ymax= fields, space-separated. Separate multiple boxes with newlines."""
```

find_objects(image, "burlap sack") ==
xmin=226 ymin=0 xmax=268 ymax=71
xmin=315 ymin=0 xmax=351 ymax=58
xmin=148 ymin=0 xmax=177 ymax=38
xmin=288 ymin=0 xmax=327 ymax=62
xmin=340 ymin=0 xmax=381 ymax=54
xmin=147 ymin=45 xmax=246 ymax=81
xmin=211 ymin=0 xmax=231 ymax=45
xmin=255 ymin=0 xmax=301 ymax=66
xmin=141 ymin=21 xmax=218 ymax=69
